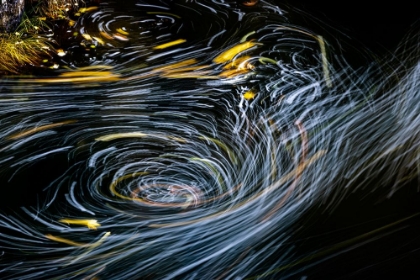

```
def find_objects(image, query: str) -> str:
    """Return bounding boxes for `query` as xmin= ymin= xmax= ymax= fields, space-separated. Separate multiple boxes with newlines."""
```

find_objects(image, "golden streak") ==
xmin=219 ymin=68 xmax=250 ymax=78
xmin=75 ymin=65 xmax=114 ymax=71
xmin=153 ymin=39 xmax=186 ymax=50
xmin=258 ymin=57 xmax=277 ymax=64
xmin=100 ymin=31 xmax=114 ymax=40
xmin=45 ymin=234 xmax=87 ymax=247
xmin=162 ymin=72 xmax=219 ymax=79
xmin=8 ymin=120 xmax=77 ymax=140
xmin=109 ymin=172 xmax=149 ymax=201
xmin=59 ymin=219 xmax=101 ymax=230
xmin=67 ymin=232 xmax=111 ymax=265
xmin=152 ymin=59 xmax=217 ymax=79
xmin=82 ymin=33 xmax=93 ymax=41
xmin=116 ymin=28 xmax=129 ymax=36
xmin=78 ymin=6 xmax=99 ymax=13
xmin=166 ymin=136 xmax=188 ymax=143
xmin=213 ymin=41 xmax=258 ymax=64
xmin=275 ymin=26 xmax=331 ymax=87
xmin=28 ymin=72 xmax=121 ymax=83
xmin=161 ymin=65 xmax=211 ymax=73
xmin=317 ymin=35 xmax=332 ymax=88
xmin=199 ymin=136 xmax=238 ymax=165
xmin=153 ymin=59 xmax=198 ymax=72
xmin=95 ymin=132 xmax=147 ymax=142
xmin=222 ymin=56 xmax=251 ymax=69
xmin=240 ymin=31 xmax=256 ymax=43
xmin=60 ymin=71 xmax=116 ymax=77
xmin=89 ymin=232 xmax=111 ymax=249
xmin=92 ymin=37 xmax=105 ymax=45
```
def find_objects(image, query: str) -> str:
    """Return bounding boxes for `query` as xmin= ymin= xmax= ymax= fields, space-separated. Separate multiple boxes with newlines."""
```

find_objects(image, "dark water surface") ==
xmin=0 ymin=1 xmax=419 ymax=279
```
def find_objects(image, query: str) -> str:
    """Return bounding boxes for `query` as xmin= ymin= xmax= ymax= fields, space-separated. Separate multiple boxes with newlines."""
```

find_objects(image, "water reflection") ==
xmin=0 ymin=0 xmax=419 ymax=279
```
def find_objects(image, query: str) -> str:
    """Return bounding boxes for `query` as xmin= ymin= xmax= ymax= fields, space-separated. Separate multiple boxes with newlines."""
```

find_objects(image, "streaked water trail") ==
xmin=0 ymin=0 xmax=419 ymax=279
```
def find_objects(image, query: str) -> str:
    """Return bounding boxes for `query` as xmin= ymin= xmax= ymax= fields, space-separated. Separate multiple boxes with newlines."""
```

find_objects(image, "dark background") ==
xmin=271 ymin=2 xmax=420 ymax=279
xmin=281 ymin=0 xmax=418 ymax=57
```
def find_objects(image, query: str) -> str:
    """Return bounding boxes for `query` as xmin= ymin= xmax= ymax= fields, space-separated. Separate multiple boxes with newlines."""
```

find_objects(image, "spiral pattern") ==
xmin=0 ymin=0 xmax=419 ymax=279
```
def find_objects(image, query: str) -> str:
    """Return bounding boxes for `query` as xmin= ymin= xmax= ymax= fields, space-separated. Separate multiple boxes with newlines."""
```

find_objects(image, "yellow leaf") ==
xmin=153 ymin=39 xmax=186 ymax=50
xmin=243 ymin=90 xmax=256 ymax=100
xmin=213 ymin=41 xmax=258 ymax=64
xmin=59 ymin=219 xmax=100 ymax=230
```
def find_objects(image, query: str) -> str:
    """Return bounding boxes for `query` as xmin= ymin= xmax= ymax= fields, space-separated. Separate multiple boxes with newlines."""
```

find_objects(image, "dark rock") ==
xmin=0 ymin=0 xmax=25 ymax=32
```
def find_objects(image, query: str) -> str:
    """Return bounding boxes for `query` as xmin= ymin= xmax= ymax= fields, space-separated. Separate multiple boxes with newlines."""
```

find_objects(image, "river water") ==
xmin=0 ymin=1 xmax=419 ymax=279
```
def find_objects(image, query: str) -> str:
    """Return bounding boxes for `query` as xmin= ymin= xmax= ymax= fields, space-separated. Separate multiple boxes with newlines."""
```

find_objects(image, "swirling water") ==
xmin=0 ymin=1 xmax=419 ymax=279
